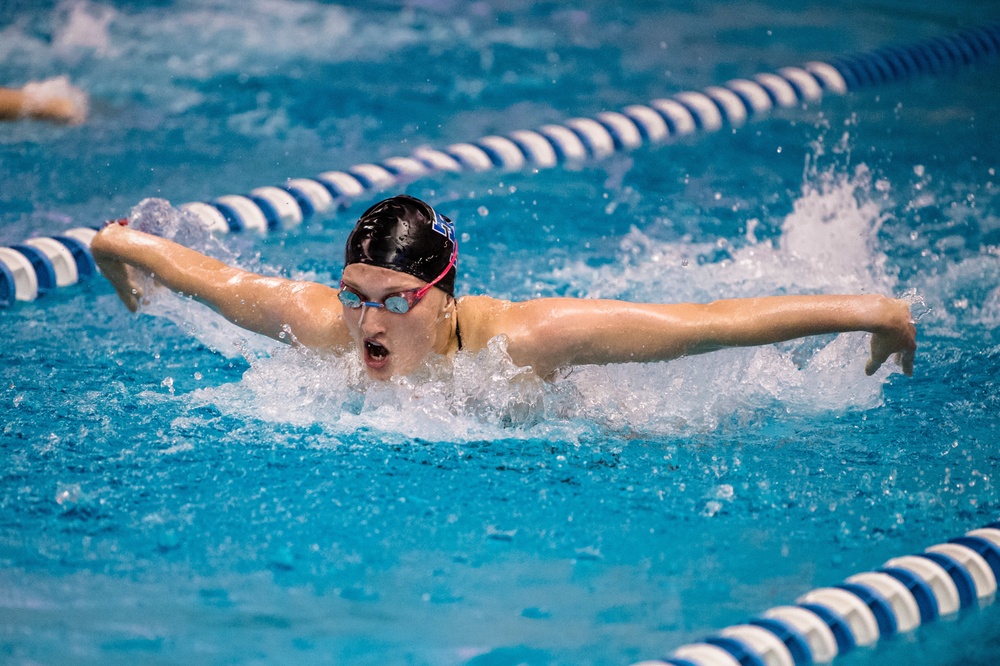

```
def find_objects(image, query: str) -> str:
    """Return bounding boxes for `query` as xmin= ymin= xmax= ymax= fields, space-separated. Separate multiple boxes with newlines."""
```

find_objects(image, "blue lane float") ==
xmin=633 ymin=523 xmax=1000 ymax=666
xmin=1 ymin=23 xmax=999 ymax=308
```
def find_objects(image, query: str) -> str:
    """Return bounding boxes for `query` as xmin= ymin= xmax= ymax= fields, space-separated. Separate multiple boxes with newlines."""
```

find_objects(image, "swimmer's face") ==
xmin=340 ymin=263 xmax=454 ymax=380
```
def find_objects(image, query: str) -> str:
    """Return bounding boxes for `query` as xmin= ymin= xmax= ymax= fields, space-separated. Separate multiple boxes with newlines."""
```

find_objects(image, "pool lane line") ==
xmin=1 ymin=23 xmax=998 ymax=307
xmin=0 ymin=229 xmax=97 ymax=307
xmin=171 ymin=22 xmax=999 ymax=235
xmin=632 ymin=522 xmax=1000 ymax=666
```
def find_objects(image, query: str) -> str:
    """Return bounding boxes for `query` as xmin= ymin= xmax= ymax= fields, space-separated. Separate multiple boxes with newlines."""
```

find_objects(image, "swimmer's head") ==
xmin=345 ymin=195 xmax=457 ymax=296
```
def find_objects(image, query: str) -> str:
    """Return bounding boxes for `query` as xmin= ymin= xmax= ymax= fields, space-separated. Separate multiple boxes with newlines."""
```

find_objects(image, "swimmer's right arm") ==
xmin=90 ymin=224 xmax=351 ymax=350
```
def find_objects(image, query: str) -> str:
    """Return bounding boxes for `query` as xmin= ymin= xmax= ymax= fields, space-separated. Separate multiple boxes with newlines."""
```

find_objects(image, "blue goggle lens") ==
xmin=338 ymin=288 xmax=413 ymax=314
xmin=384 ymin=296 xmax=410 ymax=314
xmin=339 ymin=290 xmax=362 ymax=308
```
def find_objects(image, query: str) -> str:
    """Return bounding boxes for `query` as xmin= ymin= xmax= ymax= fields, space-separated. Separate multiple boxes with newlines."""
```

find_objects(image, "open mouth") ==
xmin=364 ymin=339 xmax=390 ymax=368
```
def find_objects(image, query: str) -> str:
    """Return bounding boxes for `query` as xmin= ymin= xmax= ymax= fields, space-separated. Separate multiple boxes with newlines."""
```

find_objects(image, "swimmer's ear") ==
xmin=440 ymin=295 xmax=457 ymax=319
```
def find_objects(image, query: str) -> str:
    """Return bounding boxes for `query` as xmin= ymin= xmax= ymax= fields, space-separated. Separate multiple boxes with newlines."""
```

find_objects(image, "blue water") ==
xmin=2 ymin=1 xmax=1000 ymax=664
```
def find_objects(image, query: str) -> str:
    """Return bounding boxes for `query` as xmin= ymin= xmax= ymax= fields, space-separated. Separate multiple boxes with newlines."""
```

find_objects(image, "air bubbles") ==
xmin=55 ymin=483 xmax=81 ymax=506
xmin=714 ymin=484 xmax=734 ymax=500
xmin=701 ymin=500 xmax=723 ymax=517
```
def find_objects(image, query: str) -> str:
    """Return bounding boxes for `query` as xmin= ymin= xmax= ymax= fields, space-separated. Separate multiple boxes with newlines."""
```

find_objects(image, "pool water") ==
xmin=2 ymin=1 xmax=1000 ymax=664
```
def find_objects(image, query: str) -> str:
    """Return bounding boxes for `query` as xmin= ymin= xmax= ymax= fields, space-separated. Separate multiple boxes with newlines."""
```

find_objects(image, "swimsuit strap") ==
xmin=455 ymin=312 xmax=463 ymax=351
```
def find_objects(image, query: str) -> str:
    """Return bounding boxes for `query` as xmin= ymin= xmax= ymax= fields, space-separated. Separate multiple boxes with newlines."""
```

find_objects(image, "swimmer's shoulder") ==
xmin=455 ymin=294 xmax=516 ymax=351
xmin=283 ymin=279 xmax=351 ymax=351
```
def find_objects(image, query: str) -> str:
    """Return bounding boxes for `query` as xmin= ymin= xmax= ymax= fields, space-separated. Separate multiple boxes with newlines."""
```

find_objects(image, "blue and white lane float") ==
xmin=633 ymin=522 xmax=1000 ymax=666
xmin=2 ymin=23 xmax=999 ymax=307
xmin=174 ymin=22 xmax=1000 ymax=235
xmin=0 ymin=228 xmax=97 ymax=307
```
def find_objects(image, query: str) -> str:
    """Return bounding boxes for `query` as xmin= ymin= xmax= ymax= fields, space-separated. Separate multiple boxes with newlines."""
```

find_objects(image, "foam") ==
xmin=9 ymin=0 xmax=557 ymax=77
xmin=558 ymin=165 xmax=895 ymax=305
xmin=915 ymin=253 xmax=1000 ymax=334
xmin=532 ymin=167 xmax=899 ymax=428
xmin=187 ymin=336 xmax=593 ymax=444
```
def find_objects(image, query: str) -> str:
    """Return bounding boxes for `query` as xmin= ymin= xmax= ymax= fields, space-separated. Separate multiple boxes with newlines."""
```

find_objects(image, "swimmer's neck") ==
xmin=433 ymin=297 xmax=462 ymax=357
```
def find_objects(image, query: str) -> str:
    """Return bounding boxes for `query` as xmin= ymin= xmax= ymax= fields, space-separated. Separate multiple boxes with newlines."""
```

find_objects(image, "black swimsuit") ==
xmin=455 ymin=315 xmax=463 ymax=351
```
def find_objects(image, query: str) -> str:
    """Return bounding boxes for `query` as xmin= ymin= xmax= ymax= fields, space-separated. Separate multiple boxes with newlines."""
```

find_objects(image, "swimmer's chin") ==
xmin=358 ymin=350 xmax=457 ymax=382
xmin=361 ymin=357 xmax=394 ymax=381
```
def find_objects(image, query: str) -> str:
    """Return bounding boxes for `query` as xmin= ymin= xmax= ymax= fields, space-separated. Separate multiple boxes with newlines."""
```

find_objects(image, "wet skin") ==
xmin=89 ymin=224 xmax=917 ymax=384
xmin=339 ymin=263 xmax=458 ymax=380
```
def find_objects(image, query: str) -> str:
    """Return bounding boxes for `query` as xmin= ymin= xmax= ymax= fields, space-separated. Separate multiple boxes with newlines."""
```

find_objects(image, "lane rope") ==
xmin=632 ymin=522 xmax=1000 ymax=666
xmin=2 ymin=23 xmax=998 ymax=307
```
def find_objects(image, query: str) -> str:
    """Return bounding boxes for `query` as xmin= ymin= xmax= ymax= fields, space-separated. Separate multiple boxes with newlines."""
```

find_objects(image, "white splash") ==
xmin=517 ymin=164 xmax=898 ymax=433
xmin=917 ymin=247 xmax=1000 ymax=334
xmin=136 ymin=166 xmax=902 ymax=440
xmin=128 ymin=198 xmax=274 ymax=358
xmin=19 ymin=75 xmax=89 ymax=124
xmin=556 ymin=164 xmax=895 ymax=304
xmin=53 ymin=0 xmax=115 ymax=57
xmin=187 ymin=336 xmax=585 ymax=443
xmin=10 ymin=0 xmax=558 ymax=75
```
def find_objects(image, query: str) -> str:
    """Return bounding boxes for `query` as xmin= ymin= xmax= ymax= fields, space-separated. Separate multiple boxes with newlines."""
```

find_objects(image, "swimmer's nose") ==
xmin=358 ymin=304 xmax=387 ymax=334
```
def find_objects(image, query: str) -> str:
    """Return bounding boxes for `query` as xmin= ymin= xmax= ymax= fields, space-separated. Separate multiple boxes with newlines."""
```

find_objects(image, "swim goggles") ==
xmin=338 ymin=245 xmax=457 ymax=315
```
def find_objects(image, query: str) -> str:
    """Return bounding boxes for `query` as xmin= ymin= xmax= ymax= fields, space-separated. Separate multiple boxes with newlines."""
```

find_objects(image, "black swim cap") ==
xmin=344 ymin=195 xmax=457 ymax=296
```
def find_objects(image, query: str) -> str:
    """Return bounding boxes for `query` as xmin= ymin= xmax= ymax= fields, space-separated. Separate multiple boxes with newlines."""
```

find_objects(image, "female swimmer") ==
xmin=90 ymin=194 xmax=916 ymax=381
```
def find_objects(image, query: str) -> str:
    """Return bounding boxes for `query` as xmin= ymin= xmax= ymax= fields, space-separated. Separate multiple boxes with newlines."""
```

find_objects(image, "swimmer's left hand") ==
xmin=865 ymin=297 xmax=916 ymax=376
xmin=92 ymin=223 xmax=145 ymax=312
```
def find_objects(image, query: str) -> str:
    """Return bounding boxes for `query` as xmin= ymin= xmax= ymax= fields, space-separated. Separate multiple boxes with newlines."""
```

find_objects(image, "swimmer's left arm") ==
xmin=492 ymin=294 xmax=915 ymax=377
